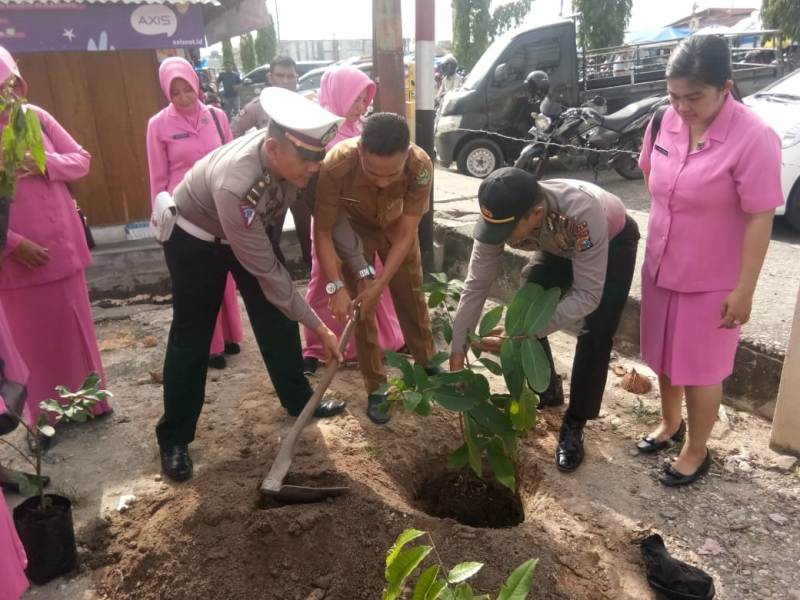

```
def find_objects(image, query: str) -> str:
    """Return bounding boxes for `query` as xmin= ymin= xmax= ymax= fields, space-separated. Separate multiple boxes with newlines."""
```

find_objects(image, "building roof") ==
xmin=0 ymin=0 xmax=218 ymax=5
xmin=667 ymin=7 xmax=756 ymax=29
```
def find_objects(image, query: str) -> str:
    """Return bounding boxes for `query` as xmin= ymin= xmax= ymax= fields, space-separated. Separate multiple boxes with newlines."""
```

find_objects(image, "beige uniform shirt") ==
xmin=230 ymin=97 xmax=270 ymax=138
xmin=173 ymin=129 xmax=367 ymax=329
xmin=451 ymin=179 xmax=627 ymax=353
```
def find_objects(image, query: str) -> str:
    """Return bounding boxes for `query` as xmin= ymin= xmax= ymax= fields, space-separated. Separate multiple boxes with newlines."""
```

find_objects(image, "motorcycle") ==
xmin=514 ymin=71 xmax=668 ymax=180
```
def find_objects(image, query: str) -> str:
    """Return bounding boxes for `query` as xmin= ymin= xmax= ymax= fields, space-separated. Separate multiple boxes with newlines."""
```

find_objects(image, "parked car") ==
xmin=745 ymin=68 xmax=800 ymax=231
xmin=240 ymin=60 xmax=335 ymax=105
xmin=297 ymin=61 xmax=374 ymax=95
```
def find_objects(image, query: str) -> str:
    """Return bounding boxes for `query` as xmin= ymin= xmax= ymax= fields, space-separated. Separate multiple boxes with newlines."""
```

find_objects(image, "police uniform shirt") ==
xmin=230 ymin=97 xmax=270 ymax=138
xmin=313 ymin=138 xmax=433 ymax=235
xmin=451 ymin=179 xmax=627 ymax=353
xmin=173 ymin=129 xmax=366 ymax=330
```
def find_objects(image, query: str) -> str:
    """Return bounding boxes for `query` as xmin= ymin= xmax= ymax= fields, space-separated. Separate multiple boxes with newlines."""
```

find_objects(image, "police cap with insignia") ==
xmin=260 ymin=86 xmax=344 ymax=162
xmin=474 ymin=167 xmax=540 ymax=245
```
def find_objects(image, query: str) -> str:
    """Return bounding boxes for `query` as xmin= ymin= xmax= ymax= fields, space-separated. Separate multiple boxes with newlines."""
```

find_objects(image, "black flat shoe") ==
xmin=639 ymin=419 xmax=687 ymax=453
xmin=312 ymin=398 xmax=346 ymax=419
xmin=160 ymin=445 xmax=193 ymax=482
xmin=424 ymin=365 xmax=442 ymax=377
xmin=208 ymin=354 xmax=227 ymax=369
xmin=637 ymin=420 xmax=686 ymax=454
xmin=659 ymin=451 xmax=711 ymax=487
xmin=367 ymin=393 xmax=391 ymax=425
xmin=537 ymin=374 xmax=565 ymax=408
xmin=303 ymin=357 xmax=320 ymax=376
xmin=224 ymin=342 xmax=241 ymax=355
xmin=556 ymin=415 xmax=585 ymax=472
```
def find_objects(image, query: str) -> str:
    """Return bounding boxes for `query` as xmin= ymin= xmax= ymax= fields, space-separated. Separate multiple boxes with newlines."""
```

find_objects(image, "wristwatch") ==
xmin=358 ymin=265 xmax=376 ymax=280
xmin=325 ymin=280 xmax=345 ymax=295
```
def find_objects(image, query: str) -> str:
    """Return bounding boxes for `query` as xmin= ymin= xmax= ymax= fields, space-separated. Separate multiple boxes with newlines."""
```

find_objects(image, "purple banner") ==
xmin=0 ymin=3 xmax=206 ymax=53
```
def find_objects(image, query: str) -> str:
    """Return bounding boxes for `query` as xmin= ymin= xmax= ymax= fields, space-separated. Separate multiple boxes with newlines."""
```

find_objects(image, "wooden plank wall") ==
xmin=17 ymin=50 xmax=165 ymax=226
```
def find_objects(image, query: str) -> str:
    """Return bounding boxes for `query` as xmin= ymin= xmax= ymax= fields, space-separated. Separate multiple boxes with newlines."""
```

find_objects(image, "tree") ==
xmin=762 ymin=0 xmax=800 ymax=41
xmin=572 ymin=0 xmax=633 ymax=50
xmin=255 ymin=23 xmax=278 ymax=66
xmin=240 ymin=33 xmax=256 ymax=73
xmin=452 ymin=0 xmax=492 ymax=70
xmin=222 ymin=38 xmax=236 ymax=69
xmin=491 ymin=0 xmax=534 ymax=39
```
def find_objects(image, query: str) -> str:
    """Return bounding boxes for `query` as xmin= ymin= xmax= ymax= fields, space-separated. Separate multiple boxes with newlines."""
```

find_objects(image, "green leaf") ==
xmin=38 ymin=424 xmax=55 ymax=437
xmin=464 ymin=417 xmax=482 ymax=477
xmin=487 ymin=437 xmax=516 ymax=491
xmin=523 ymin=286 xmax=561 ymax=336
xmin=384 ymin=546 xmax=433 ymax=600
xmin=14 ymin=472 xmax=39 ymax=498
xmin=430 ymin=272 xmax=449 ymax=284
xmin=413 ymin=364 xmax=431 ymax=390
xmin=428 ymin=290 xmax=445 ymax=308
xmin=39 ymin=399 xmax=63 ymax=413
xmin=421 ymin=281 xmax=447 ymax=295
xmin=510 ymin=387 xmax=538 ymax=434
xmin=497 ymin=559 xmax=539 ymax=600
xmin=428 ymin=351 xmax=450 ymax=368
xmin=452 ymin=582 xmax=476 ymax=600
xmin=520 ymin=338 xmax=551 ymax=393
xmin=478 ymin=357 xmax=502 ymax=375
xmin=404 ymin=391 xmax=424 ymax=412
xmin=478 ymin=306 xmax=503 ymax=337
xmin=415 ymin=395 xmax=433 ymax=416
xmin=431 ymin=388 xmax=478 ymax=412
xmin=469 ymin=403 xmax=514 ymax=440
xmin=412 ymin=564 xmax=447 ymax=600
xmin=79 ymin=372 xmax=102 ymax=393
xmin=443 ymin=321 xmax=453 ymax=345
xmin=447 ymin=444 xmax=470 ymax=470
xmin=505 ymin=283 xmax=540 ymax=336
xmin=447 ymin=562 xmax=483 ymax=584
xmin=500 ymin=339 xmax=523 ymax=398
xmin=387 ymin=351 xmax=415 ymax=388
xmin=23 ymin=108 xmax=45 ymax=172
xmin=386 ymin=529 xmax=427 ymax=571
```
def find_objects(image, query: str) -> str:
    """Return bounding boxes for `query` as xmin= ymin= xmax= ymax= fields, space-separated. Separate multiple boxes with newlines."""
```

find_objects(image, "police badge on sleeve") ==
xmin=240 ymin=203 xmax=257 ymax=228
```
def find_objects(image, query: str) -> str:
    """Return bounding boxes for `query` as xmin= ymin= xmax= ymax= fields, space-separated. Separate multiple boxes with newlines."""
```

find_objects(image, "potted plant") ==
xmin=0 ymin=372 xmax=111 ymax=584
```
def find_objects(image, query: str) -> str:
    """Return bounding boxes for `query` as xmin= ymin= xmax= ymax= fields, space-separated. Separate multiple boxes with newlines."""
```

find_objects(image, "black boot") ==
xmin=160 ymin=445 xmax=193 ymax=482
xmin=208 ymin=354 xmax=226 ymax=369
xmin=367 ymin=393 xmax=391 ymax=425
xmin=538 ymin=373 xmax=565 ymax=408
xmin=224 ymin=342 xmax=241 ymax=355
xmin=556 ymin=413 xmax=585 ymax=472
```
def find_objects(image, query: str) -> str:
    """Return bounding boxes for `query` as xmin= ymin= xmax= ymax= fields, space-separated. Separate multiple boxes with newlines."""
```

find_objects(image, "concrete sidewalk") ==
xmin=431 ymin=167 xmax=800 ymax=419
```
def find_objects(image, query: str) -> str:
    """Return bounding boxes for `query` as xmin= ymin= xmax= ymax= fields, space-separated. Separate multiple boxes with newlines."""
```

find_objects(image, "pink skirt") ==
xmin=209 ymin=273 xmax=244 ymax=356
xmin=1 ymin=270 xmax=111 ymax=425
xmin=0 ymin=493 xmax=28 ymax=600
xmin=303 ymin=221 xmax=405 ymax=362
xmin=640 ymin=267 xmax=740 ymax=386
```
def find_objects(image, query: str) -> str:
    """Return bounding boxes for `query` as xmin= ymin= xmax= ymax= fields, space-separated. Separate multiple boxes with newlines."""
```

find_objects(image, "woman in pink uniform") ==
xmin=0 ymin=46 xmax=111 ymax=432
xmin=147 ymin=57 xmax=243 ymax=370
xmin=302 ymin=66 xmax=405 ymax=372
xmin=637 ymin=36 xmax=783 ymax=486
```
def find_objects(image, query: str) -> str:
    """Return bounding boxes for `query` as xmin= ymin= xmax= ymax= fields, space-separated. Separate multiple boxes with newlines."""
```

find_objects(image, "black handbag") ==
xmin=0 ymin=358 xmax=27 ymax=435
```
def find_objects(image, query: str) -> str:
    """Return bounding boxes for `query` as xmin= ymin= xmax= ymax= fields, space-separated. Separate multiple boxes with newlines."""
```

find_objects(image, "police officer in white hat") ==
xmin=156 ymin=87 xmax=371 ymax=482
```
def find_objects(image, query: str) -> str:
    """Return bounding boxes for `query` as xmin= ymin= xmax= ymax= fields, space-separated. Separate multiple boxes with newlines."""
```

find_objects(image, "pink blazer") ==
xmin=146 ymin=103 xmax=232 ymax=202
xmin=0 ymin=105 xmax=92 ymax=290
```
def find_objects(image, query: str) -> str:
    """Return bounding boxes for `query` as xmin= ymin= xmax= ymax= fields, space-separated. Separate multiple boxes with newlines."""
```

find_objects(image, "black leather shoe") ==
xmin=424 ymin=365 xmax=442 ymax=377
xmin=312 ymin=398 xmax=346 ymax=418
xmin=367 ymin=393 xmax=391 ymax=425
xmin=637 ymin=420 xmax=686 ymax=454
xmin=208 ymin=354 xmax=226 ymax=369
xmin=303 ymin=357 xmax=320 ymax=376
xmin=160 ymin=445 xmax=193 ymax=482
xmin=659 ymin=450 xmax=711 ymax=487
xmin=538 ymin=374 xmax=565 ymax=408
xmin=224 ymin=342 xmax=241 ymax=355
xmin=556 ymin=415 xmax=585 ymax=472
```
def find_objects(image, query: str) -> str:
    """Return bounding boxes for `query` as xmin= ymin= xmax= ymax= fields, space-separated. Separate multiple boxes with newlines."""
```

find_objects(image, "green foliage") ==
xmin=0 ymin=77 xmax=46 ymax=198
xmin=387 ymin=277 xmax=557 ymax=491
xmin=240 ymin=33 xmax=257 ymax=73
xmin=573 ymin=0 xmax=633 ymax=50
xmin=255 ymin=23 xmax=278 ymax=66
xmin=222 ymin=38 xmax=236 ymax=69
xmin=762 ymin=0 xmax=800 ymax=41
xmin=384 ymin=528 xmax=537 ymax=600
xmin=452 ymin=0 xmax=492 ymax=70
xmin=491 ymin=0 xmax=534 ymax=39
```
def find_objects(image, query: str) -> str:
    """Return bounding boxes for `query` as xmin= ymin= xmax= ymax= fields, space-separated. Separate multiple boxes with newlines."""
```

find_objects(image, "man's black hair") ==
xmin=270 ymin=55 xmax=297 ymax=72
xmin=360 ymin=112 xmax=410 ymax=156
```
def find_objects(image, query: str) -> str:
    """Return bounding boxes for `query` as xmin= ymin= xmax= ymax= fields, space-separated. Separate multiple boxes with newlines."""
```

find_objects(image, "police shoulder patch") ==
xmin=416 ymin=168 xmax=431 ymax=186
xmin=240 ymin=203 xmax=257 ymax=228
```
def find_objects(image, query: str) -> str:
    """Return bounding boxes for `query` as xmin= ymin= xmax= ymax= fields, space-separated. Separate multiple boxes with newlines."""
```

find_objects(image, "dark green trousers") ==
xmin=156 ymin=226 xmax=312 ymax=449
xmin=525 ymin=215 xmax=640 ymax=421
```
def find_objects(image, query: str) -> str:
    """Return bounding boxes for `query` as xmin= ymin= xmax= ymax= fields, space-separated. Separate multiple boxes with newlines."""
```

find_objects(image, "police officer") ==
xmin=156 ymin=87 xmax=371 ymax=482
xmin=231 ymin=56 xmax=312 ymax=270
xmin=314 ymin=112 xmax=437 ymax=424
xmin=449 ymin=167 xmax=640 ymax=473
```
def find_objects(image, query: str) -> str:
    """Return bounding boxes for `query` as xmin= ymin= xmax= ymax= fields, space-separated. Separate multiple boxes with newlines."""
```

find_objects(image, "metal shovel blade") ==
xmin=259 ymin=483 xmax=349 ymax=504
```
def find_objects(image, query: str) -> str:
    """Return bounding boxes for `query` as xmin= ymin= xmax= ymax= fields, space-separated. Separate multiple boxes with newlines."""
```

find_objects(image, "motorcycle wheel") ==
xmin=613 ymin=134 xmax=644 ymax=180
xmin=456 ymin=138 xmax=503 ymax=179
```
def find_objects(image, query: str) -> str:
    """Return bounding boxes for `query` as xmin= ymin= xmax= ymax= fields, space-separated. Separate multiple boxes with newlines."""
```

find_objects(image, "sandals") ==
xmin=637 ymin=419 xmax=686 ymax=454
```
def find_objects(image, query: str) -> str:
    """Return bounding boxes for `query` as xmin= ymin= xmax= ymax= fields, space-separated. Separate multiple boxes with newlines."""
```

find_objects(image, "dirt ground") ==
xmin=3 ymin=293 xmax=799 ymax=600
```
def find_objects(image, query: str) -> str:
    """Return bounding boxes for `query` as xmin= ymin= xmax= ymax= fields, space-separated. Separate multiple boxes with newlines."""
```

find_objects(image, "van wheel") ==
xmin=456 ymin=138 xmax=503 ymax=179
xmin=613 ymin=134 xmax=644 ymax=180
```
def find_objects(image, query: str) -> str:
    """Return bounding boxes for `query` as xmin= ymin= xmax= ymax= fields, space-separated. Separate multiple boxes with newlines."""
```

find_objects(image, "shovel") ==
xmin=259 ymin=313 xmax=357 ymax=504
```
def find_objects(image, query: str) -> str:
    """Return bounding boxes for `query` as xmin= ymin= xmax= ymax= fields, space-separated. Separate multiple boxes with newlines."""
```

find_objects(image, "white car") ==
xmin=745 ymin=68 xmax=800 ymax=231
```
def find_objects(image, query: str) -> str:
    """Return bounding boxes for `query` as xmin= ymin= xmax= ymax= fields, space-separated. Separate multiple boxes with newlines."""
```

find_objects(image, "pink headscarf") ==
xmin=0 ymin=45 xmax=28 ymax=97
xmin=158 ymin=57 xmax=201 ymax=119
xmin=319 ymin=66 xmax=376 ymax=149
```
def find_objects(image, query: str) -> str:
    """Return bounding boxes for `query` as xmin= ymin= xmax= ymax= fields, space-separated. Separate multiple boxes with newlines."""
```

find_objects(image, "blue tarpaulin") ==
xmin=625 ymin=27 xmax=691 ymax=45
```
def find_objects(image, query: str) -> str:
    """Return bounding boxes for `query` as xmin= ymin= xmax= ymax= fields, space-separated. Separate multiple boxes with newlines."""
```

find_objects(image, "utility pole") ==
xmin=372 ymin=0 xmax=405 ymax=115
xmin=416 ymin=0 xmax=435 ymax=272
xmin=770 ymin=286 xmax=800 ymax=457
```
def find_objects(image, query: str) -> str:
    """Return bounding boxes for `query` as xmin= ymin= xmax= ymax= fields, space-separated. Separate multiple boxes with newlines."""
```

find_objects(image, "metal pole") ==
xmin=416 ymin=0 xmax=435 ymax=272
xmin=372 ymin=0 xmax=405 ymax=115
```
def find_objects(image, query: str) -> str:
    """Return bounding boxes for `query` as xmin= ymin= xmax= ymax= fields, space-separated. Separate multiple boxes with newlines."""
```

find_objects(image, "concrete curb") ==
xmin=433 ymin=218 xmax=784 ymax=421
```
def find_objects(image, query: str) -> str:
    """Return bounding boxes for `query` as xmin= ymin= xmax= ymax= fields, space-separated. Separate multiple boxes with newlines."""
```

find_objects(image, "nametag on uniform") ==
xmin=654 ymin=144 xmax=669 ymax=156
xmin=172 ymin=133 xmax=191 ymax=140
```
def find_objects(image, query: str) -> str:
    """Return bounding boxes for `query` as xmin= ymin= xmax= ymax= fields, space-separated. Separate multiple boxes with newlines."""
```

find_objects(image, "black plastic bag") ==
xmin=641 ymin=534 xmax=715 ymax=600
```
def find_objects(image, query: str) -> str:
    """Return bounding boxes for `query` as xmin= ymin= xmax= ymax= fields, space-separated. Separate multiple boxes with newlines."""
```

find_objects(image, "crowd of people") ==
xmin=0 ymin=34 xmax=783 ymax=598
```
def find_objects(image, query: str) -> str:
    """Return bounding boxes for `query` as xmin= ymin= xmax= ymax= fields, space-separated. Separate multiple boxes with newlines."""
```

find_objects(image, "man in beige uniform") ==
xmin=156 ymin=87 xmax=371 ymax=482
xmin=230 ymin=56 xmax=313 ymax=269
xmin=314 ymin=112 xmax=437 ymax=424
